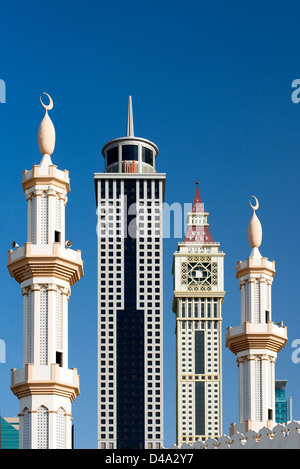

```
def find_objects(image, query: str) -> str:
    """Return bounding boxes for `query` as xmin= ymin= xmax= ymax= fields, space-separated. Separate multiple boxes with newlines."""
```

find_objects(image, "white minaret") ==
xmin=7 ymin=94 xmax=84 ymax=449
xmin=226 ymin=196 xmax=287 ymax=435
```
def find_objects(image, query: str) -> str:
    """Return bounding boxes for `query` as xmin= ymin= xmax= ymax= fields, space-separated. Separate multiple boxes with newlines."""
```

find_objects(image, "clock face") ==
xmin=181 ymin=257 xmax=218 ymax=291
xmin=187 ymin=262 xmax=211 ymax=285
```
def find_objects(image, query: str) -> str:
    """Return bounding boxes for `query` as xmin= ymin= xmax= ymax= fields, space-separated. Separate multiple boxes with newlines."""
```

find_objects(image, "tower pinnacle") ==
xmin=248 ymin=195 xmax=262 ymax=259
xmin=126 ymin=95 xmax=134 ymax=137
xmin=38 ymin=92 xmax=56 ymax=159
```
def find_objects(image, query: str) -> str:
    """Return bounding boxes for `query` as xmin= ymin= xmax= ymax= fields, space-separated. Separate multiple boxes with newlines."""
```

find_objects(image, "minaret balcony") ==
xmin=22 ymin=164 xmax=70 ymax=193
xmin=225 ymin=321 xmax=287 ymax=355
xmin=236 ymin=256 xmax=275 ymax=279
xmin=7 ymin=242 xmax=83 ymax=286
xmin=11 ymin=363 xmax=80 ymax=403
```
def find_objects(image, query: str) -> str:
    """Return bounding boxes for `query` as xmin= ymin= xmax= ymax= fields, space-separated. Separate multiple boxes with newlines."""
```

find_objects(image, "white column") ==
xmin=62 ymin=289 xmax=69 ymax=368
xmin=66 ymin=413 xmax=72 ymax=449
xmin=249 ymin=356 xmax=256 ymax=423
xmin=48 ymin=193 xmax=55 ymax=245
xmin=238 ymin=358 xmax=244 ymax=422
xmin=22 ymin=289 xmax=28 ymax=366
xmin=261 ymin=355 xmax=269 ymax=423
xmin=30 ymin=410 xmax=37 ymax=449
xmin=27 ymin=197 xmax=31 ymax=243
xmin=32 ymin=285 xmax=40 ymax=365
xmin=19 ymin=413 xmax=24 ymax=449
xmin=61 ymin=196 xmax=66 ymax=247
xmin=36 ymin=195 xmax=42 ymax=244
xmin=48 ymin=410 xmax=56 ymax=448
xmin=240 ymin=282 xmax=245 ymax=323
xmin=47 ymin=285 xmax=57 ymax=365
xmin=248 ymin=280 xmax=254 ymax=323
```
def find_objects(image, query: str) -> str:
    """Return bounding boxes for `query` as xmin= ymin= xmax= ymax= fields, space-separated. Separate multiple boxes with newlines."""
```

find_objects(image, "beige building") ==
xmin=172 ymin=183 xmax=225 ymax=445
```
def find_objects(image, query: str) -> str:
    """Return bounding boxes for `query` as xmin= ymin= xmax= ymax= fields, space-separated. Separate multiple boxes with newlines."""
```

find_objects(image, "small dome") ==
xmin=38 ymin=93 xmax=55 ymax=156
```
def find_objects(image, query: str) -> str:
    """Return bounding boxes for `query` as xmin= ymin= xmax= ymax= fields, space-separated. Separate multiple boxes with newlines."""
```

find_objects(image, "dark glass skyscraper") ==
xmin=95 ymin=97 xmax=166 ymax=449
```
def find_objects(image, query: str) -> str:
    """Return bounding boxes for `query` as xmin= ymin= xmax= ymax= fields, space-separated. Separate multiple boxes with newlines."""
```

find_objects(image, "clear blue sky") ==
xmin=0 ymin=0 xmax=300 ymax=449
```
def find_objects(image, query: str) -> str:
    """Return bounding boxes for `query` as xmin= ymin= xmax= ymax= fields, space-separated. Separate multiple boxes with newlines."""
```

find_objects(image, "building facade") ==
xmin=275 ymin=380 xmax=292 ymax=425
xmin=226 ymin=197 xmax=288 ymax=435
xmin=0 ymin=417 xmax=19 ymax=449
xmin=172 ymin=184 xmax=225 ymax=445
xmin=7 ymin=94 xmax=84 ymax=449
xmin=95 ymin=96 xmax=166 ymax=449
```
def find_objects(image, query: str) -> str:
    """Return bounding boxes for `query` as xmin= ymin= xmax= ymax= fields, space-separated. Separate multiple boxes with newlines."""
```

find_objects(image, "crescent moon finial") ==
xmin=40 ymin=92 xmax=53 ymax=111
xmin=249 ymin=195 xmax=259 ymax=211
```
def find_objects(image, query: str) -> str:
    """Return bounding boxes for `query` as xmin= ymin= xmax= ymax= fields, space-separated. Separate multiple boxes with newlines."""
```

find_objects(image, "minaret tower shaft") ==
xmin=7 ymin=94 xmax=84 ymax=449
xmin=172 ymin=183 xmax=225 ymax=445
xmin=226 ymin=196 xmax=287 ymax=435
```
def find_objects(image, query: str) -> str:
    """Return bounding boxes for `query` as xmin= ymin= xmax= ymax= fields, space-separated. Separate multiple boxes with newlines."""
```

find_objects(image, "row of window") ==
xmin=180 ymin=298 xmax=219 ymax=318
xmin=100 ymin=180 xmax=160 ymax=202
xmin=106 ymin=145 xmax=154 ymax=167
xmin=181 ymin=321 xmax=219 ymax=330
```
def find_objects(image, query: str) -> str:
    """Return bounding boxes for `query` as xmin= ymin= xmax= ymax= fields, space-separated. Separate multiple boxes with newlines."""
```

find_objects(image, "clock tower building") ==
xmin=172 ymin=183 xmax=225 ymax=445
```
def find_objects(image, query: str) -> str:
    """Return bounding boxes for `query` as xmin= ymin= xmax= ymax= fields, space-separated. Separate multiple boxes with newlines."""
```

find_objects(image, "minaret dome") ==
xmin=248 ymin=195 xmax=262 ymax=249
xmin=38 ymin=92 xmax=56 ymax=157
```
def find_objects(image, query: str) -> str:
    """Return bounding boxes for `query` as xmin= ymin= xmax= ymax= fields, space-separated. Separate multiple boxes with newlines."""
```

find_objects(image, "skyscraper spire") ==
xmin=126 ymin=95 xmax=134 ymax=137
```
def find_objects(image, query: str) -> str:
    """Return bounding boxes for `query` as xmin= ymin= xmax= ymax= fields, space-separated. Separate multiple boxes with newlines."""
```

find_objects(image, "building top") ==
xmin=101 ymin=96 xmax=159 ymax=174
xmin=182 ymin=182 xmax=215 ymax=244
xmin=275 ymin=380 xmax=288 ymax=390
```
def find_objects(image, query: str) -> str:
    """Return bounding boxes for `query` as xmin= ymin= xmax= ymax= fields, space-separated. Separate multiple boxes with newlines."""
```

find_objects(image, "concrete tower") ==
xmin=7 ymin=94 xmax=84 ymax=449
xmin=95 ymin=96 xmax=166 ymax=449
xmin=226 ymin=196 xmax=287 ymax=435
xmin=172 ymin=183 xmax=225 ymax=445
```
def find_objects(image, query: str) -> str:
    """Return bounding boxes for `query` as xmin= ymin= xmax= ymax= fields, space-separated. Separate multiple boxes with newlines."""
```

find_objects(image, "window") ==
xmin=56 ymin=351 xmax=63 ymax=367
xmin=54 ymin=231 xmax=61 ymax=243
xmin=142 ymin=147 xmax=153 ymax=166
xmin=122 ymin=145 xmax=138 ymax=161
xmin=107 ymin=146 xmax=119 ymax=166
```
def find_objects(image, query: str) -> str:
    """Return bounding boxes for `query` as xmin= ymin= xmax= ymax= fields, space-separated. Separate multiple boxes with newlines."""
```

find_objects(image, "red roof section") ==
xmin=182 ymin=182 xmax=215 ymax=244
xmin=191 ymin=182 xmax=204 ymax=213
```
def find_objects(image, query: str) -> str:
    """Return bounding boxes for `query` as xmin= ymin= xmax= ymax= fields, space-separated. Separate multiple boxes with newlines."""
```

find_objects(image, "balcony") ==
xmin=226 ymin=321 xmax=288 ymax=355
xmin=11 ymin=363 xmax=80 ymax=403
xmin=7 ymin=242 xmax=84 ymax=286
